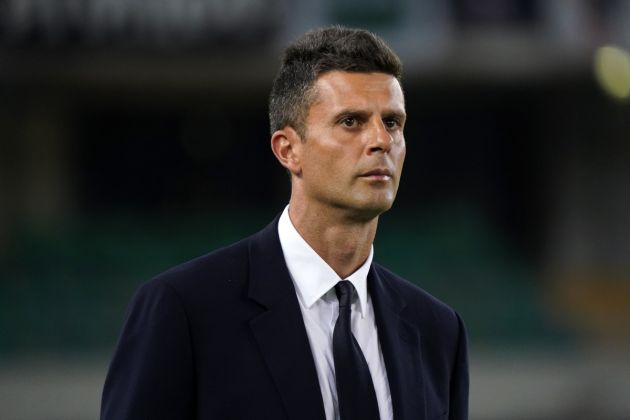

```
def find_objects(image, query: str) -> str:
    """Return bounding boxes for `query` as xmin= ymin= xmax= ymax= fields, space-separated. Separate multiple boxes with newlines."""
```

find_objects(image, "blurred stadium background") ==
xmin=1 ymin=0 xmax=630 ymax=419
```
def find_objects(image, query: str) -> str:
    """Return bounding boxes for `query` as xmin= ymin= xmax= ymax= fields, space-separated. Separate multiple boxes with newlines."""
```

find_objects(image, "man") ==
xmin=101 ymin=26 xmax=468 ymax=420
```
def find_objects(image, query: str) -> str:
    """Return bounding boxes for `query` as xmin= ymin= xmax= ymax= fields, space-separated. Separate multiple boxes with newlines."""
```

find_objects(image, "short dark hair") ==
xmin=269 ymin=25 xmax=403 ymax=137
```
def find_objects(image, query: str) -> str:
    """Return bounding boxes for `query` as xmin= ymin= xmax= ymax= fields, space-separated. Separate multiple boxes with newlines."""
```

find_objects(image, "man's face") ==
xmin=297 ymin=70 xmax=406 ymax=221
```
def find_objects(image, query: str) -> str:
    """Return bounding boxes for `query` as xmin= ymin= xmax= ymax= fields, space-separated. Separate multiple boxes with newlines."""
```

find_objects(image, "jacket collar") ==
xmin=246 ymin=215 xmax=426 ymax=420
xmin=247 ymin=215 xmax=326 ymax=420
xmin=369 ymin=265 xmax=427 ymax=419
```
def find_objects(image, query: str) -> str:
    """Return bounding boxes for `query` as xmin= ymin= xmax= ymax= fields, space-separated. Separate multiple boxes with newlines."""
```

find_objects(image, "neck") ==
xmin=288 ymin=199 xmax=378 ymax=279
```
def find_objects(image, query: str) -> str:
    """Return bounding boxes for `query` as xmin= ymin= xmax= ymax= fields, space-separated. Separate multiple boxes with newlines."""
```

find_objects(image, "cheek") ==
xmin=303 ymin=149 xmax=338 ymax=182
xmin=395 ymin=144 xmax=406 ymax=170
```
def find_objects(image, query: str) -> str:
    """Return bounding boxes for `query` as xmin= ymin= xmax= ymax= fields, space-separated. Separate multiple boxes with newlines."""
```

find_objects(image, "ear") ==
xmin=270 ymin=127 xmax=303 ymax=177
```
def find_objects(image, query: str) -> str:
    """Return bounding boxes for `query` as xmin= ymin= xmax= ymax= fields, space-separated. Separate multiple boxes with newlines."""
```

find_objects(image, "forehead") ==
xmin=311 ymin=71 xmax=405 ymax=111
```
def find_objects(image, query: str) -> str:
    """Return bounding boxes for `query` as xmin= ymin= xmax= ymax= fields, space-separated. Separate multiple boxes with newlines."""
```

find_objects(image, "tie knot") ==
xmin=335 ymin=281 xmax=354 ymax=308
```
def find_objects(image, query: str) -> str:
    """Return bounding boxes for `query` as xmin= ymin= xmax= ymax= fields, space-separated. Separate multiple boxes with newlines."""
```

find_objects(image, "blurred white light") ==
xmin=594 ymin=45 xmax=630 ymax=101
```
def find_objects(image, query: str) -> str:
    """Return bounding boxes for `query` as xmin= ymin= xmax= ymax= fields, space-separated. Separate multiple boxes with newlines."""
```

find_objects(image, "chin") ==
xmin=350 ymin=198 xmax=395 ymax=222
xmin=368 ymin=192 xmax=396 ymax=212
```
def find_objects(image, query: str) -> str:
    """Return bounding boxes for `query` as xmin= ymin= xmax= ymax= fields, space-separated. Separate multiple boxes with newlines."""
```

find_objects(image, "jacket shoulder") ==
xmin=373 ymin=263 xmax=453 ymax=310
xmin=135 ymin=232 xmax=256 ymax=302
xmin=372 ymin=262 xmax=468 ymax=386
xmin=372 ymin=262 xmax=463 ymax=330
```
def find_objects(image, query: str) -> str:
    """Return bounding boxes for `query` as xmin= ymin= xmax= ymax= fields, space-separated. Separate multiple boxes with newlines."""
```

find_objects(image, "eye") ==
xmin=383 ymin=118 xmax=401 ymax=130
xmin=341 ymin=116 xmax=358 ymax=128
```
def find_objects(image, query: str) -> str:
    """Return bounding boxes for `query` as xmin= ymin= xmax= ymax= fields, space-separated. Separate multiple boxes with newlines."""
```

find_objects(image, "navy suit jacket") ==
xmin=101 ymin=216 xmax=469 ymax=419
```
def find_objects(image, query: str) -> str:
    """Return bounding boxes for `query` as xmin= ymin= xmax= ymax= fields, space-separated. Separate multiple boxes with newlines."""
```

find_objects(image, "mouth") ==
xmin=359 ymin=168 xmax=393 ymax=181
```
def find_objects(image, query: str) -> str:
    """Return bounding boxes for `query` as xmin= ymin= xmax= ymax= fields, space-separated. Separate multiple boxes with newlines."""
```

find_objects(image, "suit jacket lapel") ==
xmin=246 ymin=217 xmax=326 ymax=420
xmin=369 ymin=266 xmax=427 ymax=420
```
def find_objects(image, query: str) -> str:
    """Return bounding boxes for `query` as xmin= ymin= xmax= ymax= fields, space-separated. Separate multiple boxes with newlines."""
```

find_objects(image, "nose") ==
xmin=368 ymin=120 xmax=393 ymax=154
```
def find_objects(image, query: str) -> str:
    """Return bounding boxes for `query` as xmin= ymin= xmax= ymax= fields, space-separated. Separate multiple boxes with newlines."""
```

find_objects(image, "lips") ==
xmin=360 ymin=168 xmax=393 ymax=180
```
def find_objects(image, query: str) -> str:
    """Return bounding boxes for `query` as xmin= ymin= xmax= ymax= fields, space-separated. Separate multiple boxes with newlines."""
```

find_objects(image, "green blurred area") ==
xmin=0 ymin=205 xmax=573 ymax=357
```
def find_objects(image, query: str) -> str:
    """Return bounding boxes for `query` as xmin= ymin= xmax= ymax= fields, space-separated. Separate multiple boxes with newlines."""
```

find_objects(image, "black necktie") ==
xmin=333 ymin=280 xmax=380 ymax=420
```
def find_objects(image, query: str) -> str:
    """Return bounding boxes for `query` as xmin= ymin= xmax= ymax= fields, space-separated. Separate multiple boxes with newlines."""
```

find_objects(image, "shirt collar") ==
xmin=277 ymin=205 xmax=373 ymax=318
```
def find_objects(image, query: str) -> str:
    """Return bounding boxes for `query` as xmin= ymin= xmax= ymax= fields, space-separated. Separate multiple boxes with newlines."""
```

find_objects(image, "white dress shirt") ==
xmin=277 ymin=206 xmax=393 ymax=420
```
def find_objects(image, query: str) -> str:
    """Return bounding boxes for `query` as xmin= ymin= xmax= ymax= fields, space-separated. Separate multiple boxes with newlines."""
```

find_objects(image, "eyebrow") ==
xmin=332 ymin=108 xmax=407 ymax=123
xmin=332 ymin=109 xmax=370 ymax=122
xmin=383 ymin=110 xmax=407 ymax=123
